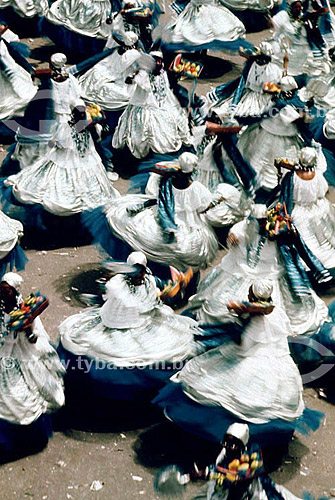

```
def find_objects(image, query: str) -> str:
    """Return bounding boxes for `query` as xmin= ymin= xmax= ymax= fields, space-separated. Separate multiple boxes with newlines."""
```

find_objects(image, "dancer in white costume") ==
xmin=97 ymin=153 xmax=219 ymax=270
xmin=46 ymin=0 xmax=111 ymax=40
xmin=112 ymin=50 xmax=191 ymax=159
xmin=108 ymin=0 xmax=159 ymax=50
xmin=156 ymin=424 xmax=303 ymax=500
xmin=155 ymin=0 xmax=246 ymax=51
xmin=194 ymin=423 xmax=302 ymax=500
xmin=189 ymin=204 xmax=329 ymax=336
xmin=208 ymin=42 xmax=284 ymax=121
xmin=173 ymin=281 xmax=305 ymax=423
xmin=0 ymin=0 xmax=47 ymax=17
xmin=158 ymin=424 xmax=303 ymax=500
xmin=0 ymin=35 xmax=36 ymax=121
xmin=0 ymin=211 xmax=23 ymax=267
xmin=278 ymin=147 xmax=335 ymax=273
xmin=4 ymin=53 xmax=119 ymax=216
xmin=237 ymin=77 xmax=328 ymax=191
xmin=269 ymin=0 xmax=331 ymax=77
xmin=78 ymin=31 xmax=141 ymax=112
xmin=0 ymin=273 xmax=65 ymax=437
xmin=59 ymin=252 xmax=200 ymax=368
xmin=153 ymin=280 xmax=318 ymax=450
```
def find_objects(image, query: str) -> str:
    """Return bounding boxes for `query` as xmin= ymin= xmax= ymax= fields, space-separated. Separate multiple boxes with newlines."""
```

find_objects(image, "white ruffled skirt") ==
xmin=104 ymin=194 xmax=219 ymax=269
xmin=292 ymin=199 xmax=335 ymax=270
xmin=211 ymin=89 xmax=274 ymax=121
xmin=59 ymin=304 xmax=198 ymax=367
xmin=0 ymin=62 xmax=37 ymax=121
xmin=190 ymin=259 xmax=329 ymax=336
xmin=159 ymin=0 xmax=245 ymax=48
xmin=174 ymin=341 xmax=304 ymax=423
xmin=112 ymin=104 xmax=191 ymax=159
xmin=238 ymin=123 xmax=303 ymax=190
xmin=46 ymin=0 xmax=111 ymax=38
xmin=5 ymin=118 xmax=119 ymax=216
xmin=0 ymin=318 xmax=65 ymax=425
xmin=0 ymin=0 xmax=48 ymax=16
xmin=0 ymin=210 xmax=23 ymax=260
xmin=79 ymin=69 xmax=134 ymax=112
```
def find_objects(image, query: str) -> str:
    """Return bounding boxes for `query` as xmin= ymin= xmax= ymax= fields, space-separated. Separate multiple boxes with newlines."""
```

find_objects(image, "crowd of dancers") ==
xmin=1 ymin=0 xmax=335 ymax=497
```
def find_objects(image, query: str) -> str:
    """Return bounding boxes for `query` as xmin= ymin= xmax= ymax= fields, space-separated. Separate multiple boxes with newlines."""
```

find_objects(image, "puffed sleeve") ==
xmin=192 ymin=181 xmax=214 ymax=213
xmin=134 ymin=69 xmax=152 ymax=92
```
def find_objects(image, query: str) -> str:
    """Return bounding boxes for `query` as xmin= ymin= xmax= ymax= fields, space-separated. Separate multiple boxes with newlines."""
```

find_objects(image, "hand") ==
xmin=302 ymin=112 xmax=314 ymax=124
xmin=125 ymin=76 xmax=134 ymax=85
xmin=227 ymin=232 xmax=239 ymax=246
xmin=25 ymin=327 xmax=38 ymax=344
xmin=199 ymin=204 xmax=211 ymax=214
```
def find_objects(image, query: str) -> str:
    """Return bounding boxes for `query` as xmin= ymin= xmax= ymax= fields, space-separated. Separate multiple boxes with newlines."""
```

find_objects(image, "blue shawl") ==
xmin=0 ymin=36 xmax=33 ymax=75
xmin=157 ymin=176 xmax=178 ymax=241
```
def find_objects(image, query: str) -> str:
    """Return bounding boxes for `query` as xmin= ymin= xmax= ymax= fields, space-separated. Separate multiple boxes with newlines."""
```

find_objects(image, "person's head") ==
xmin=298 ymin=147 xmax=317 ymax=171
xmin=221 ymin=423 xmax=249 ymax=462
xmin=150 ymin=51 xmax=164 ymax=75
xmin=126 ymin=252 xmax=147 ymax=286
xmin=248 ymin=280 xmax=273 ymax=303
xmin=50 ymin=53 xmax=68 ymax=80
xmin=256 ymin=42 xmax=273 ymax=65
xmin=50 ymin=53 xmax=67 ymax=71
xmin=0 ymin=272 xmax=23 ymax=313
xmin=290 ymin=0 xmax=303 ymax=19
xmin=0 ymin=20 xmax=8 ymax=35
xmin=175 ymin=152 xmax=198 ymax=179
xmin=305 ymin=78 xmax=329 ymax=100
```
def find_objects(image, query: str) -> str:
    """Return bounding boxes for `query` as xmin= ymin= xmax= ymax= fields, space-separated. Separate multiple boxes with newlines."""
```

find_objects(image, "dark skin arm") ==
xmin=24 ymin=326 xmax=38 ymax=344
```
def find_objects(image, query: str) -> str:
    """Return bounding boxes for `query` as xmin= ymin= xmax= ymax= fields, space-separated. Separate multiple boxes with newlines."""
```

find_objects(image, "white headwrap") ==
xmin=123 ymin=31 xmax=138 ymax=47
xmin=2 ymin=272 xmax=24 ymax=291
xmin=226 ymin=423 xmax=250 ymax=446
xmin=150 ymin=50 xmax=164 ymax=59
xmin=306 ymin=78 xmax=329 ymax=98
xmin=126 ymin=251 xmax=147 ymax=268
xmin=259 ymin=41 xmax=274 ymax=57
xmin=250 ymin=204 xmax=268 ymax=219
xmin=178 ymin=152 xmax=198 ymax=173
xmin=299 ymin=147 xmax=317 ymax=169
xmin=252 ymin=280 xmax=273 ymax=300
xmin=50 ymin=53 xmax=67 ymax=69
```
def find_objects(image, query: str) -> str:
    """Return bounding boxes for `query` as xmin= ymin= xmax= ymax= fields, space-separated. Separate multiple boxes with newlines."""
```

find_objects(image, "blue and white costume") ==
xmin=112 ymin=52 xmax=191 ymax=159
xmin=155 ymin=0 xmax=249 ymax=53
xmin=0 ymin=36 xmax=36 ymax=121
xmin=188 ymin=207 xmax=330 ymax=337
xmin=154 ymin=281 xmax=323 ymax=446
xmin=0 ymin=273 xmax=65 ymax=457
xmin=3 ymin=54 xmax=119 ymax=217
xmin=58 ymin=252 xmax=200 ymax=400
